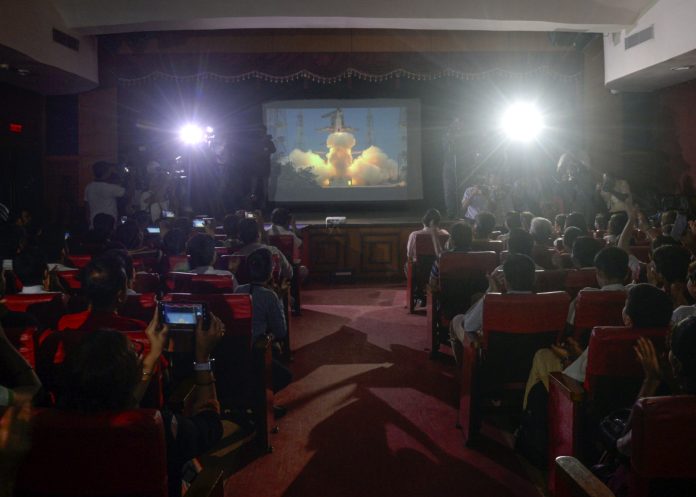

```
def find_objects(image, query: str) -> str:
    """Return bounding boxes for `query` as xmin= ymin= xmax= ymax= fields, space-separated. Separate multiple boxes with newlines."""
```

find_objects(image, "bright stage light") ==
xmin=500 ymin=102 xmax=544 ymax=142
xmin=179 ymin=124 xmax=205 ymax=145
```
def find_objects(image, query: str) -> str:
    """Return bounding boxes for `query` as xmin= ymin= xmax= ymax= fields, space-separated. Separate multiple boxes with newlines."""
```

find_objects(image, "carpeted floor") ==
xmin=224 ymin=285 xmax=544 ymax=497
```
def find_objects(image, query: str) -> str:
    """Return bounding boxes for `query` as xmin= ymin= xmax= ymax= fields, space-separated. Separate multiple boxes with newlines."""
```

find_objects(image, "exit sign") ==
xmin=9 ymin=123 xmax=23 ymax=133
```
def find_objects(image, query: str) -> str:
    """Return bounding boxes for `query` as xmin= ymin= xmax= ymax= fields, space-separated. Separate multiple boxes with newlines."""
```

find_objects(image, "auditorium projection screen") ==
xmin=264 ymin=99 xmax=422 ymax=203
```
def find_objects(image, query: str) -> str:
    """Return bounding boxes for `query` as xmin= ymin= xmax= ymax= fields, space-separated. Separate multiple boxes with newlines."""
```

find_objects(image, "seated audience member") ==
xmin=162 ymin=228 xmax=189 ymax=272
xmin=186 ymin=234 xmax=236 ymax=280
xmin=650 ymin=244 xmax=691 ymax=308
xmin=12 ymin=250 xmax=50 ymax=294
xmin=80 ymin=213 xmax=115 ymax=255
xmin=428 ymin=222 xmax=473 ymax=291
xmin=449 ymin=254 xmax=536 ymax=362
xmin=523 ymin=284 xmax=673 ymax=408
xmin=222 ymin=213 xmax=243 ymax=252
xmin=564 ymin=211 xmax=589 ymax=234
xmin=566 ymin=247 xmax=630 ymax=325
xmin=38 ymin=227 xmax=75 ymax=272
xmin=520 ymin=211 xmax=534 ymax=232
xmin=102 ymin=249 xmax=137 ymax=295
xmin=267 ymin=208 xmax=302 ymax=251
xmin=571 ymin=236 xmax=601 ymax=269
xmin=57 ymin=256 xmax=147 ymax=332
xmin=604 ymin=212 xmax=628 ymax=245
xmin=234 ymin=219 xmax=293 ymax=281
xmin=498 ymin=211 xmax=522 ymax=245
xmin=406 ymin=209 xmax=449 ymax=260
xmin=530 ymin=217 xmax=555 ymax=270
xmin=58 ymin=315 xmax=224 ymax=497
xmin=233 ymin=248 xmax=292 ymax=396
xmin=112 ymin=219 xmax=145 ymax=252
xmin=554 ymin=214 xmax=567 ymax=238
xmin=473 ymin=211 xmax=497 ymax=241
xmin=490 ymin=229 xmax=541 ymax=283
xmin=615 ymin=316 xmax=696 ymax=458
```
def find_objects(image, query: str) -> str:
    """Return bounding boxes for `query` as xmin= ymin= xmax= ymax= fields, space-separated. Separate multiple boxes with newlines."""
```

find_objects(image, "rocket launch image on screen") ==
xmin=264 ymin=99 xmax=422 ymax=203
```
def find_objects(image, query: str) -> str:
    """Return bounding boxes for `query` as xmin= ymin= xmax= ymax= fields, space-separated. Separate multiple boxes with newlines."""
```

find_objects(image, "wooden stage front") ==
xmin=296 ymin=215 xmax=423 ymax=282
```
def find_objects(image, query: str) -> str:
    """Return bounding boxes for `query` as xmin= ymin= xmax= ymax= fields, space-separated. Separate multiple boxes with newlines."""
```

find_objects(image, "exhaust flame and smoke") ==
xmin=284 ymin=131 xmax=398 ymax=187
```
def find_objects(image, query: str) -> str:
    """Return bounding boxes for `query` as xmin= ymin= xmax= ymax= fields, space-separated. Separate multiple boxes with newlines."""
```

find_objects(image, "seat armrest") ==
xmin=548 ymin=373 xmax=587 ymax=495
xmin=184 ymin=467 xmax=225 ymax=497
xmin=555 ymin=456 xmax=614 ymax=497
xmin=550 ymin=372 xmax=584 ymax=402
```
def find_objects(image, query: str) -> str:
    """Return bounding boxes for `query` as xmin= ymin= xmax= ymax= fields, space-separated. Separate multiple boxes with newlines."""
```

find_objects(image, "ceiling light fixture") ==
xmin=671 ymin=65 xmax=694 ymax=72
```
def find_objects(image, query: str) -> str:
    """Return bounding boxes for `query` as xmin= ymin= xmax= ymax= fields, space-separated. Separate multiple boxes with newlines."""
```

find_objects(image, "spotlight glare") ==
xmin=179 ymin=124 xmax=205 ymax=145
xmin=501 ymin=102 xmax=544 ymax=142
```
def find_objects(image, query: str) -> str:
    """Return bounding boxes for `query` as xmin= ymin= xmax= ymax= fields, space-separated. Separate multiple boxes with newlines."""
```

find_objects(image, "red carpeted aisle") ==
xmin=224 ymin=285 xmax=543 ymax=497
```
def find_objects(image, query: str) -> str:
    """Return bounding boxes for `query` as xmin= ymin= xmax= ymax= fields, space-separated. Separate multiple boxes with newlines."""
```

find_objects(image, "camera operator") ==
xmin=84 ymin=161 xmax=133 ymax=228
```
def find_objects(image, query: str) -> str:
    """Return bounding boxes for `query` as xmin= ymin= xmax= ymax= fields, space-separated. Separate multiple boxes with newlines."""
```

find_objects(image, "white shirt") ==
xmin=461 ymin=186 xmax=490 ymax=221
xmin=672 ymin=305 xmax=696 ymax=324
xmin=19 ymin=285 xmax=50 ymax=294
xmin=84 ymin=181 xmax=125 ymax=225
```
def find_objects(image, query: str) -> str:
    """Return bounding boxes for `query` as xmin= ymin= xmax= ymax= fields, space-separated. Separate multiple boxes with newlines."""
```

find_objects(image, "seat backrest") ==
xmin=133 ymin=272 xmax=161 ymax=294
xmin=190 ymin=274 xmax=235 ymax=293
xmin=119 ymin=292 xmax=158 ymax=323
xmin=57 ymin=269 xmax=81 ymax=291
xmin=268 ymin=234 xmax=296 ymax=262
xmin=471 ymin=239 xmax=504 ymax=254
xmin=68 ymin=254 xmax=92 ymax=269
xmin=3 ymin=293 xmax=65 ymax=329
xmin=585 ymin=326 xmax=669 ymax=412
xmin=564 ymin=268 xmax=598 ymax=298
xmin=131 ymin=250 xmax=160 ymax=272
xmin=573 ymin=290 xmax=626 ymax=342
xmin=414 ymin=233 xmax=449 ymax=259
xmin=15 ymin=408 xmax=168 ymax=497
xmin=631 ymin=395 xmax=696 ymax=479
xmin=535 ymin=269 xmax=568 ymax=293
xmin=438 ymin=251 xmax=499 ymax=317
xmin=165 ymin=293 xmax=253 ymax=340
xmin=481 ymin=291 xmax=570 ymax=385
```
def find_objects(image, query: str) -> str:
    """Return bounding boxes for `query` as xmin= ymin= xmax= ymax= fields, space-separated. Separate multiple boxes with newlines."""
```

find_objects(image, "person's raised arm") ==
xmin=190 ymin=313 xmax=224 ymax=414
xmin=133 ymin=310 xmax=168 ymax=405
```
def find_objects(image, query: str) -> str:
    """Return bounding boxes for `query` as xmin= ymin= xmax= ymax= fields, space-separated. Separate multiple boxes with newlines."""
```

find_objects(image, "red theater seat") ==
xmin=57 ymin=269 xmax=81 ymax=292
xmin=3 ymin=293 xmax=66 ymax=330
xmin=406 ymin=233 xmax=448 ymax=313
xmin=14 ymin=408 xmax=224 ymax=497
xmin=555 ymin=396 xmax=696 ymax=497
xmin=164 ymin=272 xmax=235 ymax=293
xmin=68 ymin=254 xmax=92 ymax=268
xmin=427 ymin=251 xmax=498 ymax=357
xmin=547 ymin=326 xmax=669 ymax=495
xmin=459 ymin=291 xmax=569 ymax=445
xmin=134 ymin=272 xmax=161 ymax=294
xmin=120 ymin=292 xmax=158 ymax=322
xmin=535 ymin=269 xmax=569 ymax=293
xmin=163 ymin=293 xmax=274 ymax=452
xmin=572 ymin=290 xmax=626 ymax=342
xmin=4 ymin=325 xmax=37 ymax=366
xmin=564 ymin=268 xmax=599 ymax=298
xmin=131 ymin=250 xmax=161 ymax=272
xmin=471 ymin=239 xmax=504 ymax=254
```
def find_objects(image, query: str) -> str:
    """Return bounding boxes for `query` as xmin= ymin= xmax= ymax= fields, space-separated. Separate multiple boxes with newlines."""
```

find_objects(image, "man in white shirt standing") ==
xmin=84 ymin=161 xmax=126 ymax=227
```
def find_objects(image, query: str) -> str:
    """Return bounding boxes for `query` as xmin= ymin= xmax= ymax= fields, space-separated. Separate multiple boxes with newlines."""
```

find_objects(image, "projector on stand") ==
xmin=325 ymin=216 xmax=347 ymax=227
